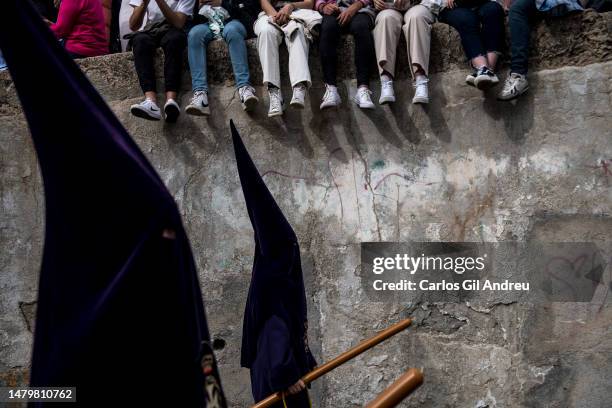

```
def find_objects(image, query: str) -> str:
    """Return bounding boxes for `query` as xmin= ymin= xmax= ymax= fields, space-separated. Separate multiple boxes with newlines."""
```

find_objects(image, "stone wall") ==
xmin=1 ymin=10 xmax=611 ymax=407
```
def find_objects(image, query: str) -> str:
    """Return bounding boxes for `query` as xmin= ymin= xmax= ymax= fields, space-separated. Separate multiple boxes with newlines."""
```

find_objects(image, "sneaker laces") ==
xmin=269 ymin=89 xmax=282 ymax=111
xmin=502 ymin=75 xmax=520 ymax=93
xmin=322 ymin=86 xmax=337 ymax=104
xmin=358 ymin=87 xmax=373 ymax=102
xmin=382 ymin=80 xmax=394 ymax=91
xmin=190 ymin=91 xmax=205 ymax=104
xmin=293 ymin=84 xmax=306 ymax=99
xmin=239 ymin=86 xmax=254 ymax=100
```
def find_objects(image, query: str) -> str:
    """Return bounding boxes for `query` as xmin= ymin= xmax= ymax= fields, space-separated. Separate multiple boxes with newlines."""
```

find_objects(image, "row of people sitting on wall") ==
xmin=126 ymin=0 xmax=584 ymax=122
xmin=26 ymin=0 xmax=586 ymax=121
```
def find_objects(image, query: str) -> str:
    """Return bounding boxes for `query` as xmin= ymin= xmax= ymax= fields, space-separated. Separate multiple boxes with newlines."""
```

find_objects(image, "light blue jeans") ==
xmin=187 ymin=20 xmax=251 ymax=92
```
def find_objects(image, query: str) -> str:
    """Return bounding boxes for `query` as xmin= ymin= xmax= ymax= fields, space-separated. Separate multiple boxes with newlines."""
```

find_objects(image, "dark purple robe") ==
xmin=231 ymin=122 xmax=316 ymax=407
xmin=0 ymin=1 xmax=226 ymax=406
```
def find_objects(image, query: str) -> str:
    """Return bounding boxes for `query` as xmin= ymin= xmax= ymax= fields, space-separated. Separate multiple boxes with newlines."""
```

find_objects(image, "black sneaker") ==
xmin=473 ymin=66 xmax=499 ymax=90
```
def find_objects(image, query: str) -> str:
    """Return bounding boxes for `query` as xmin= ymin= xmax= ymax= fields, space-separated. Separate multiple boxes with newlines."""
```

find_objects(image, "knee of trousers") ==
xmin=256 ymin=22 xmax=280 ymax=40
xmin=188 ymin=25 xmax=212 ymax=44
xmin=131 ymin=33 xmax=154 ymax=49
xmin=375 ymin=9 xmax=402 ymax=27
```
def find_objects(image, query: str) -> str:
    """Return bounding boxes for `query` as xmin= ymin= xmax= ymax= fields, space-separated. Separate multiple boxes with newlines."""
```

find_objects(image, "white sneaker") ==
xmin=290 ymin=83 xmax=307 ymax=109
xmin=239 ymin=85 xmax=259 ymax=112
xmin=379 ymin=76 xmax=395 ymax=105
xmin=185 ymin=91 xmax=210 ymax=116
xmin=320 ymin=84 xmax=341 ymax=109
xmin=498 ymin=73 xmax=529 ymax=101
xmin=268 ymin=87 xmax=284 ymax=117
xmin=130 ymin=98 xmax=161 ymax=121
xmin=164 ymin=99 xmax=180 ymax=123
xmin=353 ymin=87 xmax=375 ymax=110
xmin=412 ymin=76 xmax=429 ymax=104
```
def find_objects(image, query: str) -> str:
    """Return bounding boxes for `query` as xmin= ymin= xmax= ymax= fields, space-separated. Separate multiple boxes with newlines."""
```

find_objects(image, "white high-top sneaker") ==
xmin=379 ymin=75 xmax=395 ymax=105
xmin=320 ymin=84 xmax=341 ymax=109
xmin=353 ymin=86 xmax=375 ymax=110
xmin=412 ymin=76 xmax=429 ymax=105
xmin=268 ymin=87 xmax=284 ymax=117
xmin=238 ymin=85 xmax=259 ymax=112
xmin=185 ymin=90 xmax=210 ymax=116
xmin=290 ymin=83 xmax=307 ymax=109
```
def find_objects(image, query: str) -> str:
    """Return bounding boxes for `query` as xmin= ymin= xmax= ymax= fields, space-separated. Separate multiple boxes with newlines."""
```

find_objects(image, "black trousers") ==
xmin=319 ymin=13 xmax=375 ymax=87
xmin=438 ymin=1 xmax=505 ymax=62
xmin=131 ymin=27 xmax=187 ymax=94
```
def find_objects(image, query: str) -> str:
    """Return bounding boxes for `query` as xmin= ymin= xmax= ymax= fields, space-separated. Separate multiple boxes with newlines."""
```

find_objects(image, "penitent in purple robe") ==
xmin=0 ymin=0 xmax=226 ymax=406
xmin=231 ymin=122 xmax=316 ymax=407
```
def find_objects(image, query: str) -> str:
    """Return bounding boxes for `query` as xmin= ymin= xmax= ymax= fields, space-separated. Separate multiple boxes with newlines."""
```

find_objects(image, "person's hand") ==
xmin=337 ymin=6 xmax=357 ymax=26
xmin=502 ymin=0 xmax=512 ymax=11
xmin=394 ymin=0 xmax=407 ymax=9
xmin=286 ymin=380 xmax=306 ymax=395
xmin=53 ymin=0 xmax=61 ymax=8
xmin=322 ymin=3 xmax=340 ymax=14
xmin=274 ymin=4 xmax=294 ymax=25
xmin=446 ymin=0 xmax=455 ymax=8
xmin=373 ymin=0 xmax=387 ymax=11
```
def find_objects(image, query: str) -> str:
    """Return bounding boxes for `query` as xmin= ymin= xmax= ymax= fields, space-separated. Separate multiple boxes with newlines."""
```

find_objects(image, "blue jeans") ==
xmin=187 ymin=20 xmax=251 ymax=92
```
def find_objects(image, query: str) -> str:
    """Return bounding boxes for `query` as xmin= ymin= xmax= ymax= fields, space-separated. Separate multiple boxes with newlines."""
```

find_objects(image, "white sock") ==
xmin=381 ymin=74 xmax=392 ymax=83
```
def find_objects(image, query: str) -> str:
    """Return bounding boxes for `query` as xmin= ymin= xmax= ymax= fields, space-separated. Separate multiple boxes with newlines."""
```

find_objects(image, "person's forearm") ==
xmin=349 ymin=1 xmax=364 ymax=11
xmin=50 ymin=0 xmax=79 ymax=38
xmin=292 ymin=0 xmax=314 ymax=9
xmin=155 ymin=0 xmax=187 ymax=28
xmin=129 ymin=4 xmax=147 ymax=31
xmin=260 ymin=0 xmax=277 ymax=15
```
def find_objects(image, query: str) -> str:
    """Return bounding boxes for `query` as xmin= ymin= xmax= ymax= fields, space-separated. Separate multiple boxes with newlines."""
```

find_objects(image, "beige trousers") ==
xmin=254 ymin=13 xmax=312 ymax=88
xmin=373 ymin=5 xmax=435 ymax=79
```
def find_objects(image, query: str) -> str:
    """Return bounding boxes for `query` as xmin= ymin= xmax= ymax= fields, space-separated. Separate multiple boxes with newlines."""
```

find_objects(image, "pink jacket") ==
xmin=51 ymin=0 xmax=108 ymax=57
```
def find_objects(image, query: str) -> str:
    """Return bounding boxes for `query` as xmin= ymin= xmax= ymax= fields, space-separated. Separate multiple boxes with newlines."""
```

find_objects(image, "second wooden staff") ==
xmin=251 ymin=318 xmax=413 ymax=408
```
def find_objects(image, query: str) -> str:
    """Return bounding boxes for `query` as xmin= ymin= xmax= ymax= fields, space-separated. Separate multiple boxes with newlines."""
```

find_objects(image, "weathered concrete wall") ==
xmin=1 ymin=11 xmax=611 ymax=407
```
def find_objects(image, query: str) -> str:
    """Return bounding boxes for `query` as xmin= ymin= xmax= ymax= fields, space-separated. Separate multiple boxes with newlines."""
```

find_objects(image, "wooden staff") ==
xmin=251 ymin=318 xmax=413 ymax=408
xmin=365 ymin=368 xmax=423 ymax=408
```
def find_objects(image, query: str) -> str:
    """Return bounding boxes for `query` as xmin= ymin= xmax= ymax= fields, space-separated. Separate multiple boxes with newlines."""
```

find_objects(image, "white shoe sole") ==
xmin=379 ymin=95 xmax=395 ymax=105
xmin=412 ymin=96 xmax=429 ymax=104
xmin=320 ymin=102 xmax=340 ymax=110
xmin=130 ymin=106 xmax=161 ymax=121
xmin=185 ymin=105 xmax=210 ymax=116
xmin=353 ymin=98 xmax=375 ymax=110
xmin=290 ymin=99 xmax=305 ymax=109
xmin=268 ymin=107 xmax=284 ymax=117
xmin=497 ymin=85 xmax=529 ymax=101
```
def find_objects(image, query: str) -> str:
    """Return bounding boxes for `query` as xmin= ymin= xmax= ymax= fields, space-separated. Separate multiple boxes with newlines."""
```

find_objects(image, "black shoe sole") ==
xmin=130 ymin=107 xmax=160 ymax=121
xmin=164 ymin=104 xmax=180 ymax=123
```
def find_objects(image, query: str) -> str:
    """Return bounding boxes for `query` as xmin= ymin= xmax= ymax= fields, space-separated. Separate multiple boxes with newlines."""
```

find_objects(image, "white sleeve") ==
xmin=176 ymin=0 xmax=195 ymax=16
xmin=129 ymin=0 xmax=143 ymax=7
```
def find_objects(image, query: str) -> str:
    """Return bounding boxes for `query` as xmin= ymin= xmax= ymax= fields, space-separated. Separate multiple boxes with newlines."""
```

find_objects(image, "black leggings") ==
xmin=131 ymin=28 xmax=187 ymax=93
xmin=319 ymin=13 xmax=374 ymax=87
